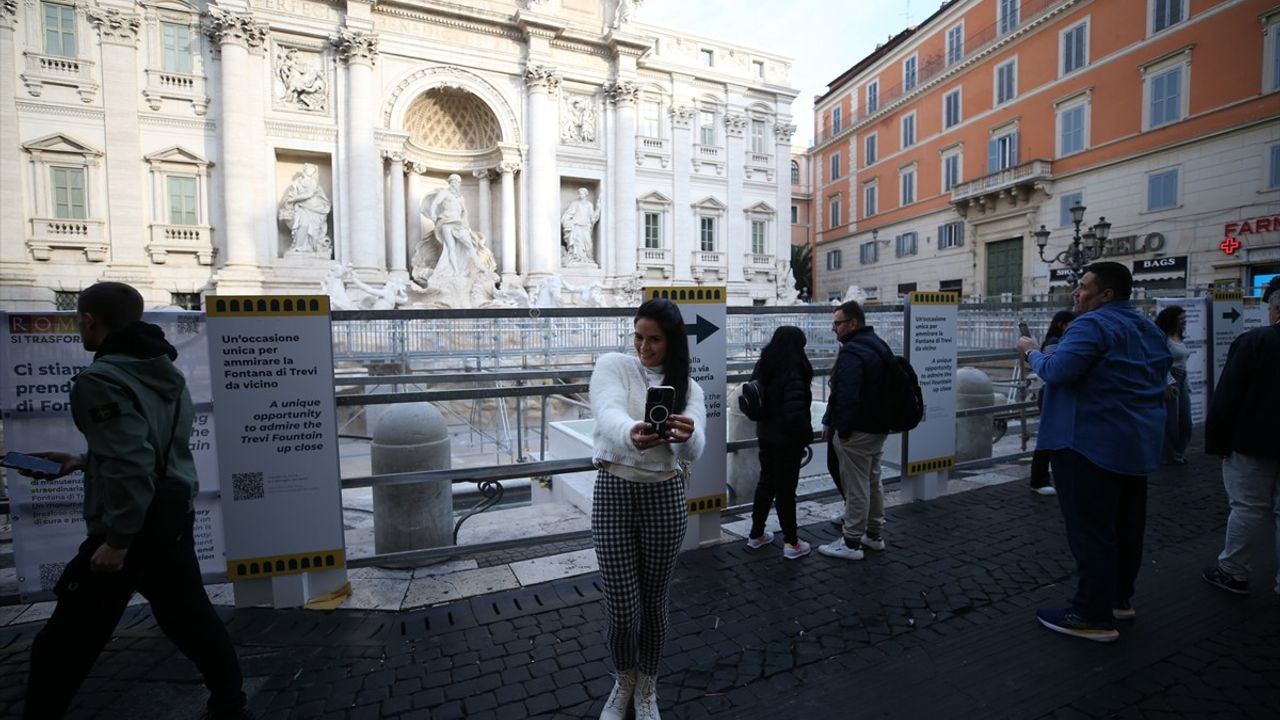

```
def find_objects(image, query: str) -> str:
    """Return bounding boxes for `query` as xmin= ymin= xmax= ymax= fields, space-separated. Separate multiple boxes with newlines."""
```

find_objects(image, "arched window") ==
xmin=790 ymin=160 xmax=800 ymax=184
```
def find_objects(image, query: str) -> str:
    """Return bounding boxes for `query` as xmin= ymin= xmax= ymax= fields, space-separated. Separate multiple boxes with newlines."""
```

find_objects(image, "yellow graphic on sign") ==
xmin=686 ymin=493 xmax=727 ymax=515
xmin=1211 ymin=291 xmax=1243 ymax=301
xmin=645 ymin=287 xmax=727 ymax=305
xmin=909 ymin=291 xmax=960 ymax=305
xmin=227 ymin=548 xmax=346 ymax=580
xmin=206 ymin=295 xmax=330 ymax=317
xmin=906 ymin=456 xmax=956 ymax=476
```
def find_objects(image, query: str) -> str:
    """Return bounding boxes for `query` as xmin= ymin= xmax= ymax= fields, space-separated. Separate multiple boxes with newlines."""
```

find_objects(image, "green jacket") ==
xmin=71 ymin=322 xmax=197 ymax=548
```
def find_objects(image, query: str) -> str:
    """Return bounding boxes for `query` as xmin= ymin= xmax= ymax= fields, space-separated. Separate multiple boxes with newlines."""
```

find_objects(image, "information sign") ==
xmin=901 ymin=292 xmax=958 ymax=500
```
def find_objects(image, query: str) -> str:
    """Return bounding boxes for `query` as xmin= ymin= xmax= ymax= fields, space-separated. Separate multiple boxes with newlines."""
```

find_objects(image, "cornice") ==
xmin=15 ymin=100 xmax=106 ymax=120
xmin=265 ymin=118 xmax=338 ymax=141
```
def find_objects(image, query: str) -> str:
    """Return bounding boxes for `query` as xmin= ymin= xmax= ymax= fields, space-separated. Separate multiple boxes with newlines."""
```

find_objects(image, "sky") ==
xmin=636 ymin=0 xmax=940 ymax=149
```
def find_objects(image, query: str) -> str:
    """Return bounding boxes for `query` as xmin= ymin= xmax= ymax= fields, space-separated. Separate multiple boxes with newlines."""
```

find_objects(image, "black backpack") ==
xmin=869 ymin=344 xmax=924 ymax=433
xmin=738 ymin=379 xmax=764 ymax=421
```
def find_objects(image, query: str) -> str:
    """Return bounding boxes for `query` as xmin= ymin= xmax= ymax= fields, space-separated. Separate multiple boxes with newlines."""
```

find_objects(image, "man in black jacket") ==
xmin=1202 ymin=277 xmax=1280 ymax=597
xmin=819 ymin=300 xmax=891 ymax=561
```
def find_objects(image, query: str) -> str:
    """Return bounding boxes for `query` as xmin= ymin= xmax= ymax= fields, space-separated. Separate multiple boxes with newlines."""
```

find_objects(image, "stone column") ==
xmin=774 ymin=122 xmax=797 ymax=297
xmin=385 ymin=151 xmax=407 ymax=279
xmin=670 ymin=105 xmax=694 ymax=282
xmin=405 ymin=163 xmax=426 ymax=269
xmin=207 ymin=7 xmax=267 ymax=288
xmin=0 ymin=0 xmax=34 ymax=304
xmin=473 ymin=169 xmax=493 ymax=241
xmin=608 ymin=81 xmax=639 ymax=280
xmin=524 ymin=64 xmax=560 ymax=281
xmin=334 ymin=28 xmax=380 ymax=276
xmin=724 ymin=112 xmax=748 ymax=287
xmin=497 ymin=160 xmax=520 ymax=284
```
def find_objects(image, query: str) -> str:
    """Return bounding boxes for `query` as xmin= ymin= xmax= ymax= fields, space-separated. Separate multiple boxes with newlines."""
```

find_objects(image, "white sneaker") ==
xmin=860 ymin=534 xmax=886 ymax=551
xmin=783 ymin=540 xmax=811 ymax=560
xmin=599 ymin=669 xmax=636 ymax=720
xmin=633 ymin=673 xmax=661 ymax=720
xmin=1033 ymin=485 xmax=1057 ymax=496
xmin=745 ymin=530 xmax=774 ymax=550
xmin=817 ymin=539 xmax=864 ymax=560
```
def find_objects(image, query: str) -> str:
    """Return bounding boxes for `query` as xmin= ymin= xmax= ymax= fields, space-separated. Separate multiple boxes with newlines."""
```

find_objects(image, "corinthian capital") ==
xmin=498 ymin=160 xmax=522 ymax=174
xmin=88 ymin=6 xmax=142 ymax=45
xmin=669 ymin=105 xmax=695 ymax=128
xmin=333 ymin=28 xmax=379 ymax=66
xmin=2 ymin=0 xmax=21 ymax=29
xmin=524 ymin=64 xmax=561 ymax=93
xmin=775 ymin=122 xmax=797 ymax=143
xmin=205 ymin=7 xmax=268 ymax=50
xmin=603 ymin=80 xmax=640 ymax=105
xmin=723 ymin=112 xmax=748 ymax=137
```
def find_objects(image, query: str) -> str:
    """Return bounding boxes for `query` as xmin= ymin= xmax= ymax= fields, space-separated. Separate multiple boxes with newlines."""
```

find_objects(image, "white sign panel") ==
xmin=0 ymin=311 xmax=224 ymax=600
xmin=1209 ymin=291 xmax=1246 ymax=394
xmin=205 ymin=295 xmax=346 ymax=606
xmin=643 ymin=287 xmax=727 ymax=551
xmin=902 ymin=293 xmax=958 ymax=478
xmin=1157 ymin=297 xmax=1209 ymax=425
xmin=1242 ymin=299 xmax=1267 ymax=332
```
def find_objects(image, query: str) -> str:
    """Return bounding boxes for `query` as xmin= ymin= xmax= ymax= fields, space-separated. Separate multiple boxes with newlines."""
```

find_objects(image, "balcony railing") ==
xmin=636 ymin=247 xmax=673 ymax=277
xmin=21 ymin=51 xmax=97 ymax=101
xmin=635 ymin=136 xmax=671 ymax=168
xmin=694 ymin=144 xmax=723 ymax=159
xmin=950 ymin=159 xmax=1053 ymax=204
xmin=745 ymin=253 xmax=775 ymax=269
xmin=28 ymin=217 xmax=107 ymax=261
xmin=148 ymin=223 xmax=216 ymax=265
xmin=144 ymin=68 xmax=209 ymax=114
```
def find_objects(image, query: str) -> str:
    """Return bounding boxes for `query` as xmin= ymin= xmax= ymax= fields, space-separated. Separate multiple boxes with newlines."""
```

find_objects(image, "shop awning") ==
xmin=1132 ymin=256 xmax=1188 ymax=283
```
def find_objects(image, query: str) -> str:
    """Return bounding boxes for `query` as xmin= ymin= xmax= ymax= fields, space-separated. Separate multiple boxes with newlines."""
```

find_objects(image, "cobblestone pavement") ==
xmin=1 ymin=443 xmax=1277 ymax=719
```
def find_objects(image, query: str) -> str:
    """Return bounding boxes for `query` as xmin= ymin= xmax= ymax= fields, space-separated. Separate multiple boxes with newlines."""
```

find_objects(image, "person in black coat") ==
xmin=745 ymin=326 xmax=815 ymax=559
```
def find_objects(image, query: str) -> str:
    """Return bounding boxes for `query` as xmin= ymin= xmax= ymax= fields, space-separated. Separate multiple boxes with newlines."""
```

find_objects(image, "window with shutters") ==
xmin=1056 ymin=97 xmax=1088 ymax=157
xmin=988 ymin=128 xmax=1019 ymax=173
xmin=826 ymin=249 xmax=842 ymax=270
xmin=640 ymin=100 xmax=663 ymax=138
xmin=51 ymin=166 xmax=87 ymax=219
xmin=698 ymin=109 xmax=716 ymax=146
xmin=643 ymin=212 xmax=662 ymax=249
xmin=42 ymin=2 xmax=76 ymax=57
xmin=1061 ymin=21 xmax=1088 ymax=76
xmin=901 ymin=112 xmax=916 ymax=149
xmin=995 ymin=58 xmax=1017 ymax=106
xmin=863 ymin=182 xmax=878 ymax=218
xmin=895 ymin=232 xmax=918 ymax=258
xmin=1143 ymin=51 xmax=1190 ymax=130
xmin=167 ymin=175 xmax=198 ymax=225
xmin=903 ymin=55 xmax=917 ymax=92
xmin=790 ymin=160 xmax=800 ymax=184
xmin=830 ymin=153 xmax=841 ymax=181
xmin=999 ymin=0 xmax=1019 ymax=35
xmin=832 ymin=106 xmax=842 ymax=134
xmin=1150 ymin=0 xmax=1187 ymax=35
xmin=943 ymin=88 xmax=962 ymax=129
xmin=864 ymin=133 xmax=878 ymax=166
xmin=939 ymin=221 xmax=965 ymax=249
xmin=899 ymin=167 xmax=916 ymax=206
xmin=946 ymin=23 xmax=964 ymax=66
xmin=161 ymin=22 xmax=192 ymax=74
xmin=1269 ymin=144 xmax=1280 ymax=189
xmin=866 ymin=80 xmax=879 ymax=113
xmin=859 ymin=242 xmax=878 ymax=264
xmin=1146 ymin=168 xmax=1179 ymax=211
xmin=1267 ymin=13 xmax=1280 ymax=92
xmin=942 ymin=148 xmax=962 ymax=193
xmin=828 ymin=195 xmax=841 ymax=228
xmin=751 ymin=220 xmax=767 ymax=255
xmin=699 ymin=216 xmax=716 ymax=251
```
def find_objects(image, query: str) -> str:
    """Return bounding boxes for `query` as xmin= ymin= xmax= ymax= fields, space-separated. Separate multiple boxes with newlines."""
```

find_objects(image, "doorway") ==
xmin=985 ymin=237 xmax=1024 ymax=297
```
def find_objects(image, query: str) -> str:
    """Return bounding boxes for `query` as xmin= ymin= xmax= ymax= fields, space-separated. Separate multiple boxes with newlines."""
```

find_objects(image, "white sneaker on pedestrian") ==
xmin=599 ymin=669 xmax=636 ymax=720
xmin=860 ymin=534 xmax=886 ymax=551
xmin=783 ymin=540 xmax=811 ymax=560
xmin=817 ymin=539 xmax=864 ymax=560
xmin=633 ymin=673 xmax=661 ymax=720
xmin=745 ymin=530 xmax=774 ymax=550
xmin=1033 ymin=485 xmax=1057 ymax=496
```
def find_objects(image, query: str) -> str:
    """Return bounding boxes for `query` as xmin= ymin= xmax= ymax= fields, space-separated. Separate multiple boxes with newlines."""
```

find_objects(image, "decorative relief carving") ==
xmin=404 ymin=87 xmax=501 ymax=151
xmin=498 ymin=160 xmax=522 ymax=174
xmin=774 ymin=122 xmax=796 ymax=143
xmin=611 ymin=0 xmax=641 ymax=29
xmin=603 ymin=80 xmax=640 ymax=105
xmin=559 ymin=93 xmax=597 ymax=145
xmin=472 ymin=168 xmax=492 ymax=180
xmin=669 ymin=104 xmax=695 ymax=129
xmin=524 ymin=63 xmax=560 ymax=93
xmin=382 ymin=150 xmax=405 ymax=164
xmin=332 ymin=28 xmax=378 ymax=66
xmin=2 ymin=0 xmax=16 ymax=20
xmin=383 ymin=65 xmax=520 ymax=145
xmin=723 ymin=112 xmax=748 ymax=137
xmin=87 ymin=6 xmax=142 ymax=44
xmin=274 ymin=47 xmax=327 ymax=111
xmin=205 ymin=7 xmax=268 ymax=49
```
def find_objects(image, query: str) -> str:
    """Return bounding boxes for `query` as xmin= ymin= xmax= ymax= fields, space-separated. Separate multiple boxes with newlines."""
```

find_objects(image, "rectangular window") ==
xmin=904 ymin=56 xmax=917 ymax=92
xmin=1147 ymin=168 xmax=1179 ymax=211
xmin=944 ymin=89 xmax=961 ymax=129
xmin=643 ymin=212 xmax=661 ymax=249
xmin=698 ymin=110 xmax=716 ymax=146
xmin=900 ymin=169 xmax=916 ymax=206
xmin=826 ymin=249 xmax=842 ymax=270
xmin=996 ymin=59 xmax=1017 ymax=105
xmin=947 ymin=24 xmax=964 ymax=66
xmin=859 ymin=242 xmax=878 ymax=264
xmin=832 ymin=106 xmax=842 ymax=134
xmin=751 ymin=119 xmax=767 ymax=153
xmin=699 ymin=216 xmax=715 ymax=251
xmin=170 ymin=292 xmax=201 ymax=311
xmin=901 ymin=113 xmax=916 ymax=148
xmin=999 ymin=0 xmax=1020 ymax=35
xmin=1148 ymin=65 xmax=1183 ymax=128
xmin=50 ymin=166 xmax=86 ymax=219
xmin=1058 ymin=103 xmax=1086 ymax=156
xmin=829 ymin=153 xmax=841 ymax=181
xmin=895 ymin=232 xmax=918 ymax=258
xmin=167 ymin=175 xmax=198 ymax=225
xmin=1059 ymin=191 xmax=1084 ymax=227
xmin=161 ymin=22 xmax=192 ymax=74
xmin=939 ymin=221 xmax=965 ymax=249
xmin=939 ymin=278 xmax=964 ymax=294
xmin=864 ymin=184 xmax=878 ymax=217
xmin=751 ymin=220 xmax=767 ymax=254
xmin=867 ymin=81 xmax=879 ymax=113
xmin=828 ymin=196 xmax=841 ymax=228
xmin=1271 ymin=16 xmax=1280 ymax=91
xmin=864 ymin=134 xmax=877 ymax=166
xmin=54 ymin=291 xmax=80 ymax=311
xmin=1062 ymin=22 xmax=1087 ymax=75
xmin=1152 ymin=0 xmax=1185 ymax=34
xmin=1270 ymin=144 xmax=1280 ymax=189
xmin=42 ymin=2 xmax=76 ymax=57
xmin=988 ymin=130 xmax=1019 ymax=172
xmin=790 ymin=205 xmax=799 ymax=223
xmin=700 ymin=49 xmax=715 ymax=66
xmin=943 ymin=151 xmax=961 ymax=192
xmin=640 ymin=100 xmax=662 ymax=137
xmin=752 ymin=60 xmax=764 ymax=79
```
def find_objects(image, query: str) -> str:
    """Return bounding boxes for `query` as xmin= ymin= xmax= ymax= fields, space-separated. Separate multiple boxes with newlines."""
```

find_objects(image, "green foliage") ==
xmin=790 ymin=243 xmax=812 ymax=301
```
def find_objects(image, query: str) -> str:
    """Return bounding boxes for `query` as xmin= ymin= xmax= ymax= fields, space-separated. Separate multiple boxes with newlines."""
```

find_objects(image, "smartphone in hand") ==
xmin=1 ymin=452 xmax=63 ymax=476
xmin=644 ymin=385 xmax=676 ymax=438
xmin=1018 ymin=321 xmax=1033 ymax=339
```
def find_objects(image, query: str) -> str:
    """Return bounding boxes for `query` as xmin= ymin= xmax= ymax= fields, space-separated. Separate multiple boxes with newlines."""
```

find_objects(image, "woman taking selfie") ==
xmin=589 ymin=297 xmax=706 ymax=720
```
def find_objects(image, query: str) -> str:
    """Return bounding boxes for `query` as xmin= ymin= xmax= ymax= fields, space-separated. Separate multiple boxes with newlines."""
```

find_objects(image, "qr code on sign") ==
xmin=232 ymin=472 xmax=265 ymax=501
xmin=39 ymin=562 xmax=66 ymax=592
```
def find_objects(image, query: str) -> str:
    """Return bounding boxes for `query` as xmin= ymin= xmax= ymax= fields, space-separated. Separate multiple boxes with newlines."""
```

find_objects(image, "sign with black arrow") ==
xmin=684 ymin=315 xmax=721 ymax=343
xmin=1210 ymin=291 xmax=1245 ymax=391
xmin=1220 ymin=307 xmax=1241 ymax=324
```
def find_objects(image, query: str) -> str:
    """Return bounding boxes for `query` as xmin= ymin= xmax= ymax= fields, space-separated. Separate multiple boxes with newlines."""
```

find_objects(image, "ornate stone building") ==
xmin=0 ymin=0 xmax=798 ymax=309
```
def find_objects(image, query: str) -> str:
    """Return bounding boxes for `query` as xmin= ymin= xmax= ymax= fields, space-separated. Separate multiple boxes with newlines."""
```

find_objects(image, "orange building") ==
xmin=811 ymin=0 xmax=1280 ymax=302
xmin=790 ymin=151 xmax=814 ymax=296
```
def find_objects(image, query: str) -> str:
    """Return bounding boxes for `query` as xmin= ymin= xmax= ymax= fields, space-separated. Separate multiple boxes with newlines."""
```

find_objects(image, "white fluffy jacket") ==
xmin=590 ymin=352 xmax=707 ymax=472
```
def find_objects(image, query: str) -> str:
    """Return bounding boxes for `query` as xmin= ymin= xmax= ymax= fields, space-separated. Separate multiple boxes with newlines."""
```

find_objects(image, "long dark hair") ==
xmin=1154 ymin=305 xmax=1184 ymax=338
xmin=1043 ymin=310 xmax=1076 ymax=349
xmin=754 ymin=325 xmax=812 ymax=385
xmin=635 ymin=298 xmax=691 ymax=412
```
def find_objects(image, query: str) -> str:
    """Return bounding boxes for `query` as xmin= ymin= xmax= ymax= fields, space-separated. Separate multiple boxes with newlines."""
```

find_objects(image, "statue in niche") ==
xmin=279 ymin=163 xmax=332 ymax=254
xmin=276 ymin=48 xmax=326 ymax=111
xmin=560 ymin=188 xmax=600 ymax=266
xmin=561 ymin=96 xmax=597 ymax=145
xmin=410 ymin=173 xmax=499 ymax=307
xmin=612 ymin=0 xmax=643 ymax=28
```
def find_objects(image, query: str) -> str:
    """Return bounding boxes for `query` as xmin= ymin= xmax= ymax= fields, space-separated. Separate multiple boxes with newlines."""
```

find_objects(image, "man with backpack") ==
xmin=819 ymin=300 xmax=897 ymax=560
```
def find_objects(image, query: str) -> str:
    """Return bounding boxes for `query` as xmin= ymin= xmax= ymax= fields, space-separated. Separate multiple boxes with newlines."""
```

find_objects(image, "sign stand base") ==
xmin=900 ymin=470 xmax=949 ymax=502
xmin=232 ymin=568 xmax=348 ymax=609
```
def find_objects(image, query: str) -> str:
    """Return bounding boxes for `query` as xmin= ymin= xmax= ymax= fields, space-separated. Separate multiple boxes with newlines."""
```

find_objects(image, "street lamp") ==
xmin=1033 ymin=203 xmax=1111 ymax=281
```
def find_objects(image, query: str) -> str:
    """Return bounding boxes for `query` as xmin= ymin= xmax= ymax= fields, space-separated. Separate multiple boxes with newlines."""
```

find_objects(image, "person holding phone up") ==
xmin=589 ymin=297 xmax=706 ymax=720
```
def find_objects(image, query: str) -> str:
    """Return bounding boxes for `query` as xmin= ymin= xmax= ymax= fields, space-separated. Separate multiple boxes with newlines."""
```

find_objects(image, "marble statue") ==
xmin=320 ymin=263 xmax=361 ymax=310
xmin=570 ymin=281 xmax=609 ymax=307
xmin=279 ymin=164 xmax=332 ymax=254
xmin=276 ymin=48 xmax=326 ymax=111
xmin=493 ymin=283 xmax=533 ymax=307
xmin=616 ymin=274 xmax=645 ymax=308
xmin=411 ymin=173 xmax=499 ymax=307
xmin=561 ymin=96 xmax=597 ymax=145
xmin=776 ymin=259 xmax=802 ymax=305
xmin=837 ymin=284 xmax=869 ymax=305
xmin=533 ymin=276 xmax=564 ymax=308
xmin=612 ymin=0 xmax=642 ymax=28
xmin=560 ymin=188 xmax=600 ymax=266
xmin=347 ymin=273 xmax=410 ymax=310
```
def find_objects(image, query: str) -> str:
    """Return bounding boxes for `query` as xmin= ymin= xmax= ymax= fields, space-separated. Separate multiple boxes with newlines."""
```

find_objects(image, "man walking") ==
xmin=1202 ymin=276 xmax=1280 ymax=598
xmin=21 ymin=282 xmax=251 ymax=719
xmin=1017 ymin=262 xmax=1171 ymax=642
xmin=819 ymin=300 xmax=891 ymax=560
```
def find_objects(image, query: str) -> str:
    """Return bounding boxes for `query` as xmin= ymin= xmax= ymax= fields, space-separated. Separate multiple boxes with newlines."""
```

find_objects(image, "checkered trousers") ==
xmin=591 ymin=469 xmax=688 ymax=675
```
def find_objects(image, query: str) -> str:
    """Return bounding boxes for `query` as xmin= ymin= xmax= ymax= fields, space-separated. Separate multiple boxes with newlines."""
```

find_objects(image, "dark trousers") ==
xmin=1030 ymin=450 xmax=1053 ymax=488
xmin=1161 ymin=367 xmax=1192 ymax=463
xmin=24 ymin=495 xmax=245 ymax=719
xmin=1051 ymin=449 xmax=1147 ymax=624
xmin=750 ymin=443 xmax=805 ymax=545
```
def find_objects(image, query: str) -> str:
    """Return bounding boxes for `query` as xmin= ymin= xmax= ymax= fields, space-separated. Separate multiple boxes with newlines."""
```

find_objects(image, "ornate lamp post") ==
xmin=1033 ymin=203 xmax=1112 ymax=282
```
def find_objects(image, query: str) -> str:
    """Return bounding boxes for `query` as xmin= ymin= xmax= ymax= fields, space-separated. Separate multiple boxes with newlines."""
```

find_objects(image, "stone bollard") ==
xmin=955 ymin=367 xmax=995 ymax=461
xmin=371 ymin=403 xmax=452 ymax=558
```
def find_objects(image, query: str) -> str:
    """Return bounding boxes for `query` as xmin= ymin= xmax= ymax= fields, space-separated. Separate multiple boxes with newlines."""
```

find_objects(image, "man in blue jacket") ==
xmin=1017 ymin=262 xmax=1171 ymax=642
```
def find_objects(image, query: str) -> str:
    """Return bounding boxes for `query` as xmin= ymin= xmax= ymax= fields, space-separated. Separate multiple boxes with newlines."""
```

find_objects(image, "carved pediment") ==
xmin=144 ymin=145 xmax=210 ymax=166
xmin=690 ymin=195 xmax=727 ymax=211
xmin=636 ymin=190 xmax=672 ymax=206
xmin=743 ymin=201 xmax=776 ymax=216
xmin=22 ymin=134 xmax=103 ymax=157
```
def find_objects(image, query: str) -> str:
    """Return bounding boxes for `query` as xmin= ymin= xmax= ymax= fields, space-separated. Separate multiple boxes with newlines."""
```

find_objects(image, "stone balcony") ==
xmin=636 ymin=136 xmax=670 ymax=168
xmin=143 ymin=69 xmax=210 ymax=115
xmin=743 ymin=252 xmax=776 ymax=278
xmin=950 ymin=159 xmax=1053 ymax=218
xmin=21 ymin=51 xmax=97 ymax=102
xmin=148 ymin=224 xmax=216 ymax=265
xmin=636 ymin=247 xmax=672 ymax=278
xmin=28 ymin=217 xmax=108 ymax=261
xmin=692 ymin=144 xmax=725 ymax=175
xmin=744 ymin=150 xmax=774 ymax=181
xmin=691 ymin=250 xmax=726 ymax=281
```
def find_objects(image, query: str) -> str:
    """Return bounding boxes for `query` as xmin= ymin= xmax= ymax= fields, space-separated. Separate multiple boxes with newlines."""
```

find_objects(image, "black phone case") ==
xmin=644 ymin=386 xmax=675 ymax=438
